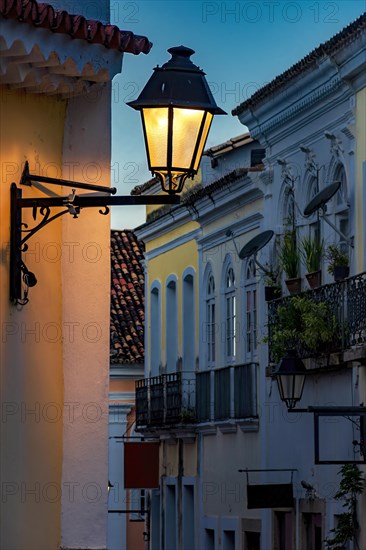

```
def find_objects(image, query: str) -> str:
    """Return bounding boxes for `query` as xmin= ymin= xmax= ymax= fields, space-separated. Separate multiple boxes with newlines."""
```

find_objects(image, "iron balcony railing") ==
xmin=135 ymin=363 xmax=258 ymax=430
xmin=267 ymin=272 xmax=366 ymax=363
xmin=136 ymin=372 xmax=196 ymax=429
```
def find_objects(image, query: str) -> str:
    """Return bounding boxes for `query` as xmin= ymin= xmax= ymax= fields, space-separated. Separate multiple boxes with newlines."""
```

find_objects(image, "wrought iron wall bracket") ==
xmin=10 ymin=166 xmax=180 ymax=306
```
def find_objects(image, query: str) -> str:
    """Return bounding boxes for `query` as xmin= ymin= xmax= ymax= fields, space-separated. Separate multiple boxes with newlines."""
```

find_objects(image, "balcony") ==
xmin=267 ymin=272 xmax=366 ymax=366
xmin=135 ymin=363 xmax=258 ymax=433
xmin=136 ymin=372 xmax=196 ymax=431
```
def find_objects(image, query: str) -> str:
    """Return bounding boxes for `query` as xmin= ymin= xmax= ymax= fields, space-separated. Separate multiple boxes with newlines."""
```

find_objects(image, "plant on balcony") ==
xmin=263 ymin=265 xmax=282 ymax=302
xmin=301 ymin=234 xmax=324 ymax=289
xmin=268 ymin=295 xmax=338 ymax=363
xmin=326 ymin=244 xmax=350 ymax=281
xmin=179 ymin=408 xmax=196 ymax=424
xmin=279 ymin=231 xmax=301 ymax=294
xmin=324 ymin=464 xmax=364 ymax=549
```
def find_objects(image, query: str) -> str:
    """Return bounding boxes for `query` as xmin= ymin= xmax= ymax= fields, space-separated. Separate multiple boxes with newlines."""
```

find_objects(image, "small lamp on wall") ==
xmin=274 ymin=350 xmax=307 ymax=410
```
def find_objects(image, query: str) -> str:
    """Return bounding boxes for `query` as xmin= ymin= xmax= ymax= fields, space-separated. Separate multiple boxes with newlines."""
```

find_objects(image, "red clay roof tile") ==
xmin=110 ymin=230 xmax=145 ymax=365
xmin=0 ymin=0 xmax=152 ymax=55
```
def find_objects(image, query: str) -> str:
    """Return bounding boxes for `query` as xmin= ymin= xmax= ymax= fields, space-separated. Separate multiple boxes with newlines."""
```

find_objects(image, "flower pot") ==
xmin=285 ymin=277 xmax=301 ymax=295
xmin=305 ymin=270 xmax=321 ymax=289
xmin=265 ymin=286 xmax=282 ymax=302
xmin=334 ymin=265 xmax=349 ymax=281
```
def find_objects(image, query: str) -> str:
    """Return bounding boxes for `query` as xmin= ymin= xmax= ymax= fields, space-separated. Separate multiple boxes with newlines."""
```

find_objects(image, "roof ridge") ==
xmin=233 ymin=12 xmax=366 ymax=115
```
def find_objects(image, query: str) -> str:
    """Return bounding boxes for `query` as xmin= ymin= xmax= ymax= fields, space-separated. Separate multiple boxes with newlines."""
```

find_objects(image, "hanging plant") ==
xmin=325 ymin=464 xmax=364 ymax=549
xmin=267 ymin=295 xmax=339 ymax=363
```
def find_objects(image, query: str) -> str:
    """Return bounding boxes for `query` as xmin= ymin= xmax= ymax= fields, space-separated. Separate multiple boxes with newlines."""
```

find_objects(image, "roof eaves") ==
xmin=0 ymin=0 xmax=152 ymax=55
xmin=232 ymin=13 xmax=366 ymax=116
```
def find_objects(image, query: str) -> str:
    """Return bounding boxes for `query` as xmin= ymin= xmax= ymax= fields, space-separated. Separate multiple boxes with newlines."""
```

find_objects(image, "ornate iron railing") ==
xmin=136 ymin=372 xmax=196 ymax=429
xmin=267 ymin=272 xmax=366 ymax=363
xmin=136 ymin=363 xmax=258 ymax=429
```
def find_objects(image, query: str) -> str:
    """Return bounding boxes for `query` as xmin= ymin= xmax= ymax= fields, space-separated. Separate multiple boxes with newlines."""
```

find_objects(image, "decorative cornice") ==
xmin=110 ymin=364 xmax=144 ymax=379
xmin=197 ymin=212 xmax=263 ymax=251
xmin=135 ymin=204 xmax=192 ymax=242
xmin=109 ymin=392 xmax=136 ymax=402
xmin=144 ymin=228 xmax=201 ymax=260
xmin=191 ymin=184 xmax=263 ymax=226
xmin=233 ymin=13 xmax=366 ymax=115
xmin=249 ymin=76 xmax=343 ymax=140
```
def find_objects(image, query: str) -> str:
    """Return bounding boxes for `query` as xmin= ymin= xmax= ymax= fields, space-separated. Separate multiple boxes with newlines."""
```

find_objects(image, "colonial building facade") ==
xmin=134 ymin=14 xmax=366 ymax=550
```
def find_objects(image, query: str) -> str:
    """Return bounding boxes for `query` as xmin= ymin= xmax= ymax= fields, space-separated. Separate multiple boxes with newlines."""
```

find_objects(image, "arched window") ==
xmin=244 ymin=259 xmax=257 ymax=360
xmin=166 ymin=276 xmax=178 ymax=373
xmin=307 ymin=175 xmax=321 ymax=242
xmin=205 ymin=272 xmax=216 ymax=367
xmin=282 ymin=186 xmax=295 ymax=230
xmin=182 ymin=270 xmax=195 ymax=370
xmin=333 ymin=164 xmax=349 ymax=253
xmin=224 ymin=265 xmax=236 ymax=363
xmin=150 ymin=282 xmax=161 ymax=377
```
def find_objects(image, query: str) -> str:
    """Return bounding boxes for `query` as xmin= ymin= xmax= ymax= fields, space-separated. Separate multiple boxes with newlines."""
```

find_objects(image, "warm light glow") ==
xmin=172 ymin=108 xmax=205 ymax=170
xmin=142 ymin=107 xmax=168 ymax=168
xmin=193 ymin=112 xmax=212 ymax=171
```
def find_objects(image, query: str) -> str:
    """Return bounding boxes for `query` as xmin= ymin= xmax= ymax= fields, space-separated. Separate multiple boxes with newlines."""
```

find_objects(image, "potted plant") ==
xmin=326 ymin=244 xmax=350 ymax=281
xmin=279 ymin=231 xmax=301 ymax=294
xmin=267 ymin=295 xmax=339 ymax=363
xmin=263 ymin=266 xmax=282 ymax=302
xmin=301 ymin=235 xmax=324 ymax=288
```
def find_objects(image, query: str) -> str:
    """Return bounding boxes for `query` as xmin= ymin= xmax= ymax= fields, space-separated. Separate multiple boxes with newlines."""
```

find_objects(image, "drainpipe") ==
xmin=144 ymin=492 xmax=151 ymax=550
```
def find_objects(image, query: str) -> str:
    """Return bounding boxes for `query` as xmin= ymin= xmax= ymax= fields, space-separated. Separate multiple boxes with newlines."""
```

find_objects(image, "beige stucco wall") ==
xmin=0 ymin=89 xmax=66 ymax=550
xmin=1 ymin=84 xmax=112 ymax=550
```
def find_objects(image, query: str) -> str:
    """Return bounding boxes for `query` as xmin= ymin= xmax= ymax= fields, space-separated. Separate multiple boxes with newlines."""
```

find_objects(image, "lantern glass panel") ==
xmin=171 ymin=108 xmax=205 ymax=170
xmin=193 ymin=112 xmax=213 ymax=171
xmin=142 ymin=107 xmax=169 ymax=169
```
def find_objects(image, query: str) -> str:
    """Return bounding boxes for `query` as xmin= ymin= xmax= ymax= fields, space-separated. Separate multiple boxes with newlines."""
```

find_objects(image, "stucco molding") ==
xmin=109 ymin=392 xmax=136 ymax=402
xmin=109 ymin=364 xmax=144 ymax=380
xmin=109 ymin=402 xmax=133 ymax=420
xmin=135 ymin=206 xmax=193 ymax=242
xmin=144 ymin=228 xmax=201 ymax=260
xmin=197 ymin=212 xmax=263 ymax=252
xmin=190 ymin=184 xmax=263 ymax=225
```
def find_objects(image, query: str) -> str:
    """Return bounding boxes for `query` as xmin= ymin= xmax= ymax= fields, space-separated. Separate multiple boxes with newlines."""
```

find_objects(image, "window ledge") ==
xmin=238 ymin=417 xmax=259 ymax=432
xmin=196 ymin=422 xmax=217 ymax=435
xmin=217 ymin=420 xmax=237 ymax=433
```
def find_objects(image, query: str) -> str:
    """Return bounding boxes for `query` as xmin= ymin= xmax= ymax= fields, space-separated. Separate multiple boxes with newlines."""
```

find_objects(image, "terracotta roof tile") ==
xmin=233 ymin=13 xmax=366 ymax=116
xmin=110 ymin=230 xmax=145 ymax=364
xmin=0 ymin=0 xmax=152 ymax=55
xmin=138 ymin=166 xmax=262 ymax=226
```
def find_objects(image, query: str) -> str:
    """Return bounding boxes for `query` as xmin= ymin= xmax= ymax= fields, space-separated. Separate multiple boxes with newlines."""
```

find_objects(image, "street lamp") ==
xmin=10 ymin=46 xmax=225 ymax=304
xmin=128 ymin=45 xmax=226 ymax=194
xmin=274 ymin=350 xmax=307 ymax=410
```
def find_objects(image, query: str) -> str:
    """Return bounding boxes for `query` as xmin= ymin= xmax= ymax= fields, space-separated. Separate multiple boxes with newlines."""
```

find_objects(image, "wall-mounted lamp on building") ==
xmin=273 ymin=351 xmax=366 ymax=464
xmin=10 ymin=46 xmax=224 ymax=305
xmin=273 ymin=350 xmax=307 ymax=410
xmin=127 ymin=46 xmax=226 ymax=194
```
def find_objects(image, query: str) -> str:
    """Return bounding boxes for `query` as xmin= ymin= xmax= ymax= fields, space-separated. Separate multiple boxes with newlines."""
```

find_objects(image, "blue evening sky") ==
xmin=110 ymin=0 xmax=365 ymax=228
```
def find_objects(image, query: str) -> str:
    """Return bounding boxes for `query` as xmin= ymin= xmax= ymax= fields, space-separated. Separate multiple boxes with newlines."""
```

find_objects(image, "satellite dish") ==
xmin=238 ymin=230 xmax=274 ymax=260
xmin=303 ymin=180 xmax=353 ymax=248
xmin=303 ymin=181 xmax=340 ymax=216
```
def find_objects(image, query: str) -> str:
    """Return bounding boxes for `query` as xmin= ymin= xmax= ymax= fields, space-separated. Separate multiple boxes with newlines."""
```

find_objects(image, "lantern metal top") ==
xmin=127 ymin=45 xmax=226 ymax=114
